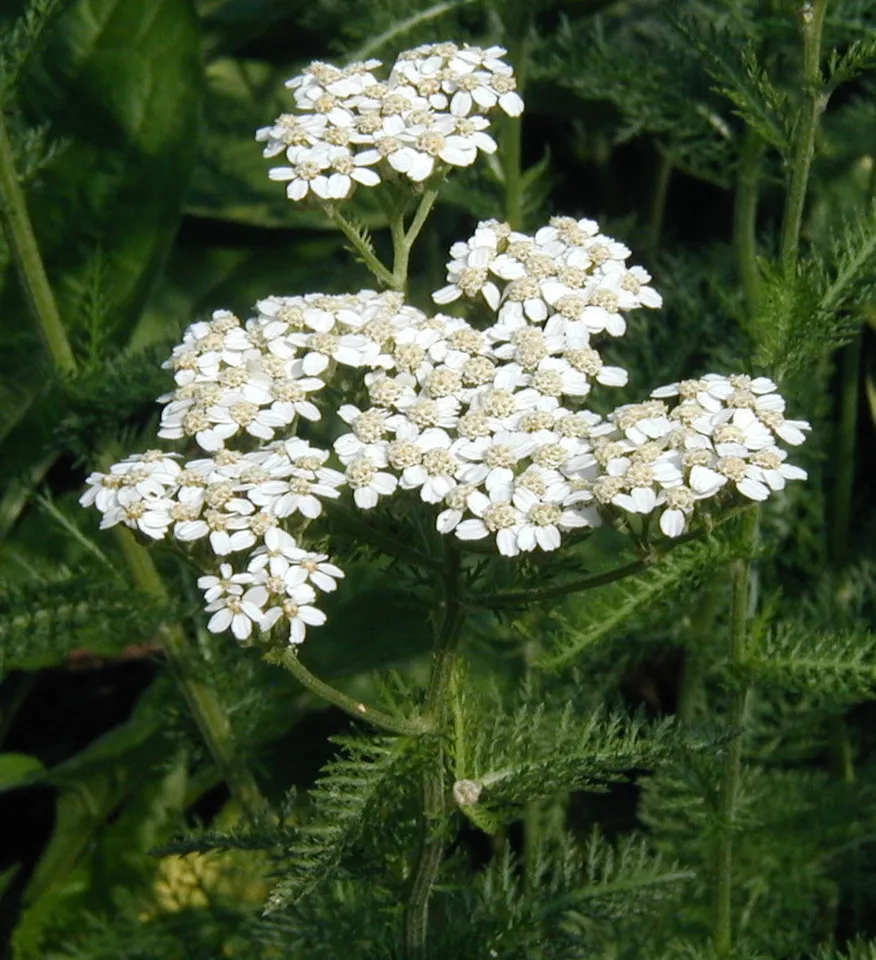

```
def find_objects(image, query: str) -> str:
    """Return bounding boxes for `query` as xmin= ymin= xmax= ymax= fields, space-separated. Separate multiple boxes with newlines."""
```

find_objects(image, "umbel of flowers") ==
xmin=80 ymin=43 xmax=810 ymax=649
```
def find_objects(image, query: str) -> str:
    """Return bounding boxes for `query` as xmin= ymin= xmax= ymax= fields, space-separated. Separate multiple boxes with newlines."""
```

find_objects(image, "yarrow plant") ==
xmin=10 ymin=0 xmax=876 ymax=952
xmin=61 ymin=28 xmax=834 ymax=960
xmin=81 ymin=72 xmax=809 ymax=641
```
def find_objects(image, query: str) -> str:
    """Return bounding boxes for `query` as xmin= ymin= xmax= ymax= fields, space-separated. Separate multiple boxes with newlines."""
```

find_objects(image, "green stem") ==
xmin=467 ymin=512 xmax=753 ymax=609
xmin=109 ymin=523 xmax=268 ymax=820
xmin=404 ymin=542 xmax=464 ymax=960
xmin=404 ymin=188 xmax=440 ymax=252
xmin=831 ymin=333 xmax=861 ymax=568
xmin=326 ymin=205 xmax=397 ymax=289
xmin=276 ymin=649 xmax=428 ymax=736
xmin=647 ymin=146 xmax=673 ymax=256
xmin=387 ymin=187 xmax=441 ymax=293
xmin=330 ymin=505 xmax=441 ymax=572
xmin=733 ymin=130 xmax=763 ymax=316
xmin=712 ymin=508 xmax=759 ymax=956
xmin=676 ymin=583 xmax=722 ymax=725
xmin=501 ymin=0 xmax=530 ymax=230
xmin=0 ymin=107 xmax=76 ymax=374
xmin=779 ymin=0 xmax=829 ymax=276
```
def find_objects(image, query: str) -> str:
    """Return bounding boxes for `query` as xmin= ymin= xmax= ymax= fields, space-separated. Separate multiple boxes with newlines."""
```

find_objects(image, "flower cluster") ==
xmin=81 ymin=210 xmax=810 ymax=649
xmin=257 ymin=43 xmax=523 ymax=201
xmin=81 ymin=42 xmax=810 ymax=650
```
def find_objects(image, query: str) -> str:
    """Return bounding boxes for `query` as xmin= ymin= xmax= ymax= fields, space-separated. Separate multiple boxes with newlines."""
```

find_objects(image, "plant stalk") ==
xmin=712 ymin=508 xmax=758 ymax=956
xmin=110 ymin=523 xmax=268 ymax=820
xmin=0 ymin=107 xmax=76 ymax=374
xmin=779 ymin=0 xmax=829 ymax=276
xmin=326 ymin=205 xmax=397 ymax=289
xmin=277 ymin=649 xmax=428 ymax=736
xmin=501 ymin=0 xmax=530 ymax=230
xmin=733 ymin=129 xmax=763 ymax=316
xmin=647 ymin=146 xmax=673 ymax=257
xmin=1 ymin=103 xmax=267 ymax=821
xmin=404 ymin=542 xmax=464 ymax=960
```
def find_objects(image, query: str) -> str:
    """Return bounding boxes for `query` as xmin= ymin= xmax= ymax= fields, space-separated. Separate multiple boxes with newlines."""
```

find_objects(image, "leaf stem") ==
xmin=733 ymin=129 xmax=763 ymax=315
xmin=328 ymin=505 xmax=441 ymax=572
xmin=466 ymin=515 xmax=747 ymax=609
xmin=0 ymin=107 xmax=76 ymax=374
xmin=779 ymin=0 xmax=829 ymax=276
xmin=404 ymin=541 xmax=464 ymax=959
xmin=712 ymin=508 xmax=759 ymax=956
xmin=275 ymin=648 xmax=428 ymax=736
xmin=501 ymin=0 xmax=531 ymax=230
xmin=326 ymin=205 xmax=397 ymax=289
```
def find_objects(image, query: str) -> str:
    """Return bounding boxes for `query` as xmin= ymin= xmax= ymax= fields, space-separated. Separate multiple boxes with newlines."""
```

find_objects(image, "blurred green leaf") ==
xmin=3 ymin=0 xmax=204 ymax=350
xmin=0 ymin=752 xmax=44 ymax=789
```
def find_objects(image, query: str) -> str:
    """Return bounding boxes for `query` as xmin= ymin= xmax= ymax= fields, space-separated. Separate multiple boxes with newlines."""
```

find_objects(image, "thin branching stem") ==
xmin=276 ymin=649 xmax=429 ymax=736
xmin=500 ymin=0 xmax=530 ymax=230
xmin=404 ymin=541 xmax=464 ymax=959
xmin=779 ymin=0 xmax=829 ymax=276
xmin=647 ymin=145 xmax=673 ymax=257
xmin=326 ymin=205 xmax=397 ymax=289
xmin=734 ymin=129 xmax=763 ymax=315
xmin=0 ymin=107 xmax=76 ymax=373
xmin=712 ymin=508 xmax=758 ymax=955
xmin=465 ymin=512 xmax=753 ymax=609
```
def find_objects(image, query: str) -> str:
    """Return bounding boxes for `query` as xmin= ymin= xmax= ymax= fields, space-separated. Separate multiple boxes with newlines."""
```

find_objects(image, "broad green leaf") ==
xmin=0 ymin=0 xmax=204 ymax=526
xmin=7 ymin=0 xmax=204 ymax=347
xmin=0 ymin=752 xmax=44 ymax=790
xmin=18 ymin=677 xmax=177 ymax=907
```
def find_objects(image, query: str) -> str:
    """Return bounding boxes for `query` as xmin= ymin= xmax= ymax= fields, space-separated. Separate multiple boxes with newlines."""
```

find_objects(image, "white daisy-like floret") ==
xmin=512 ymin=487 xmax=591 ymax=552
xmin=260 ymin=571 xmax=328 ymax=644
xmin=204 ymin=580 xmax=268 ymax=642
xmin=344 ymin=451 xmax=399 ymax=509
xmin=198 ymin=563 xmax=257 ymax=603
xmin=455 ymin=484 xmax=524 ymax=556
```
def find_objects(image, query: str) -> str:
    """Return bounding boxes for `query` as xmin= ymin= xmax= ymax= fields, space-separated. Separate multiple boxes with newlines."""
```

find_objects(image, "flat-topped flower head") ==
xmin=261 ymin=44 xmax=523 ymax=202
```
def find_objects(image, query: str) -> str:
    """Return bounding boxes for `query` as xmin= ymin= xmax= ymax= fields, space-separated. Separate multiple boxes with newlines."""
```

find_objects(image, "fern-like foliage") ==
xmin=0 ymin=0 xmax=62 ymax=104
xmin=539 ymin=536 xmax=737 ymax=669
xmin=264 ymin=732 xmax=418 ymax=913
xmin=464 ymin=694 xmax=709 ymax=813
xmin=538 ymin=9 xmax=738 ymax=186
xmin=748 ymin=622 xmax=876 ymax=699
xmin=0 ymin=571 xmax=173 ymax=675
xmin=812 ymin=940 xmax=876 ymax=960
xmin=753 ymin=208 xmax=876 ymax=374
xmin=445 ymin=829 xmax=691 ymax=959
xmin=682 ymin=26 xmax=791 ymax=154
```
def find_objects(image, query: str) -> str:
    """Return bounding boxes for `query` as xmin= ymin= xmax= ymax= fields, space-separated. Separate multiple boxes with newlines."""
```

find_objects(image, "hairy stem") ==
xmin=501 ymin=0 xmax=530 ymax=230
xmin=404 ymin=542 xmax=464 ymax=960
xmin=0 ymin=108 xmax=76 ymax=374
xmin=276 ymin=649 xmax=428 ymax=736
xmin=466 ymin=509 xmax=758 ymax=609
xmin=733 ymin=130 xmax=763 ymax=316
xmin=110 ymin=523 xmax=268 ymax=820
xmin=326 ymin=205 xmax=397 ymax=289
xmin=712 ymin=508 xmax=758 ymax=956
xmin=676 ymin=582 xmax=722 ymax=725
xmin=779 ymin=0 xmax=829 ymax=276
